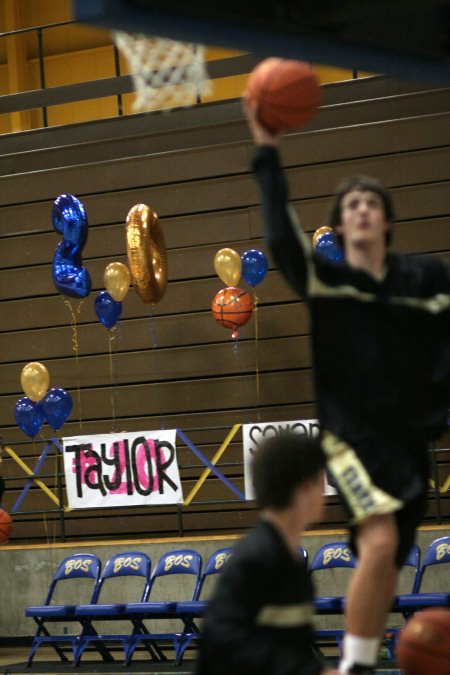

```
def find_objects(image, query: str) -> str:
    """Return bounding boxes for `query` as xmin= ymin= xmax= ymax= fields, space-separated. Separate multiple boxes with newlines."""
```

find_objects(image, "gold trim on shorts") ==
xmin=322 ymin=431 xmax=403 ymax=524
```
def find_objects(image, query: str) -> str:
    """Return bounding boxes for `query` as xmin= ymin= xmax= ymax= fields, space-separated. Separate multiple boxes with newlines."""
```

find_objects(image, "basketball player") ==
xmin=244 ymin=100 xmax=450 ymax=675
xmin=196 ymin=433 xmax=339 ymax=675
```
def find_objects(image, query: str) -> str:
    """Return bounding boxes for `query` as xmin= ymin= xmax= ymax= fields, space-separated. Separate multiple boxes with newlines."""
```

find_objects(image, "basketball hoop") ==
xmin=114 ymin=31 xmax=212 ymax=112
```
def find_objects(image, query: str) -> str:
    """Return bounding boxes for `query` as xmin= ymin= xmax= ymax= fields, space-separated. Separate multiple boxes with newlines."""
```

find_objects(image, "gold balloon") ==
xmin=312 ymin=226 xmax=333 ymax=249
xmin=20 ymin=362 xmax=50 ymax=402
xmin=214 ymin=248 xmax=242 ymax=286
xmin=104 ymin=262 xmax=131 ymax=302
xmin=125 ymin=204 xmax=168 ymax=305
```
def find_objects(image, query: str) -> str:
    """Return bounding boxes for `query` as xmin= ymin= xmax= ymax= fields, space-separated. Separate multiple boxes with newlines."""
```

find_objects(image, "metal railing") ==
xmin=0 ymin=19 xmax=361 ymax=131
xmin=1 ymin=430 xmax=448 ymax=544
xmin=0 ymin=19 xmax=262 ymax=128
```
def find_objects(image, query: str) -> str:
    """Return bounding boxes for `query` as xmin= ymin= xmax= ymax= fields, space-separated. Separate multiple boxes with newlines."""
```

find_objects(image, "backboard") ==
xmin=73 ymin=0 xmax=450 ymax=84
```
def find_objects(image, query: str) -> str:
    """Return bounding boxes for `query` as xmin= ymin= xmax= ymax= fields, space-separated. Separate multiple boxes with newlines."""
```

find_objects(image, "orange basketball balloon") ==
xmin=245 ymin=58 xmax=321 ymax=133
xmin=212 ymin=287 xmax=253 ymax=331
xmin=0 ymin=509 xmax=12 ymax=544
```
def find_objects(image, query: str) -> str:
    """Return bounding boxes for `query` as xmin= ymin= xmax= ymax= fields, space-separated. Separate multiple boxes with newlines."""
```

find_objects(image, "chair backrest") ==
xmin=298 ymin=545 xmax=308 ymax=565
xmin=403 ymin=543 xmax=420 ymax=570
xmin=96 ymin=551 xmax=152 ymax=603
xmin=399 ymin=543 xmax=421 ymax=594
xmin=310 ymin=542 xmax=357 ymax=572
xmin=195 ymin=547 xmax=233 ymax=600
xmin=149 ymin=549 xmax=202 ymax=600
xmin=415 ymin=536 xmax=450 ymax=592
xmin=46 ymin=553 xmax=101 ymax=605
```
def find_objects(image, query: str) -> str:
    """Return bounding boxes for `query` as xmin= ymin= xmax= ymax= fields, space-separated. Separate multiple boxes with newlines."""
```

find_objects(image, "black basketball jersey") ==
xmin=196 ymin=519 xmax=322 ymax=675
xmin=252 ymin=146 xmax=450 ymax=503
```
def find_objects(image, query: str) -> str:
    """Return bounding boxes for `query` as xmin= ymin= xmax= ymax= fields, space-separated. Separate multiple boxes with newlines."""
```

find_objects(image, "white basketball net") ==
xmin=114 ymin=32 xmax=212 ymax=112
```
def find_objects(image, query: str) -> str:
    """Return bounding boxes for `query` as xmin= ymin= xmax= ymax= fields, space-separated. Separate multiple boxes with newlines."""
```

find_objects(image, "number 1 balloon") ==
xmin=51 ymin=194 xmax=92 ymax=298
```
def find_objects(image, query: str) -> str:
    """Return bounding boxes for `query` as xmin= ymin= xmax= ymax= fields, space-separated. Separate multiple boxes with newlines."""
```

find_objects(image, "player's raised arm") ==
xmin=244 ymin=99 xmax=314 ymax=301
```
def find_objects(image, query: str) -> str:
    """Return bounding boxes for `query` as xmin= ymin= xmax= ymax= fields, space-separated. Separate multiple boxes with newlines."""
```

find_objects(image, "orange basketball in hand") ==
xmin=0 ymin=508 xmax=12 ymax=543
xmin=212 ymin=287 xmax=253 ymax=330
xmin=396 ymin=608 xmax=450 ymax=675
xmin=245 ymin=58 xmax=321 ymax=133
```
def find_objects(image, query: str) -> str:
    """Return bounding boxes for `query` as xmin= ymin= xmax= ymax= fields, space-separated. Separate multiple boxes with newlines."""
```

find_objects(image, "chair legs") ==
xmin=125 ymin=619 xmax=167 ymax=665
xmin=74 ymin=621 xmax=115 ymax=666
xmin=27 ymin=621 xmax=71 ymax=666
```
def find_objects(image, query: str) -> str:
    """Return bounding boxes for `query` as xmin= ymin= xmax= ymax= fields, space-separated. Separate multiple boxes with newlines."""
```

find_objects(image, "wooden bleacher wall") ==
xmin=0 ymin=76 xmax=449 ymax=543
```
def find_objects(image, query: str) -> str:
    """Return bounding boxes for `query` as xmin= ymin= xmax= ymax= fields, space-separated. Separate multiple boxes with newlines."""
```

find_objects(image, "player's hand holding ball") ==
xmin=243 ymin=57 xmax=321 ymax=144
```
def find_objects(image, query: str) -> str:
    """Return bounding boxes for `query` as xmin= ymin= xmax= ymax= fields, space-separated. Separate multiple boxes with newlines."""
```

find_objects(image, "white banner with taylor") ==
xmin=243 ymin=419 xmax=337 ymax=500
xmin=63 ymin=429 xmax=183 ymax=509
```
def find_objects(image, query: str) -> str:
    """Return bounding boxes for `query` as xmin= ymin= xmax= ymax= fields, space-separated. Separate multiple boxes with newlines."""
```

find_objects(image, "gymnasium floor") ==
xmin=0 ymin=647 xmax=404 ymax=674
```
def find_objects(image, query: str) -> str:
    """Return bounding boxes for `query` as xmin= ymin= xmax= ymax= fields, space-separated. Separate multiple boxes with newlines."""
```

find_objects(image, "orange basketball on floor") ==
xmin=396 ymin=608 xmax=450 ymax=675
xmin=0 ymin=508 xmax=12 ymax=543
xmin=212 ymin=287 xmax=253 ymax=330
xmin=245 ymin=57 xmax=321 ymax=133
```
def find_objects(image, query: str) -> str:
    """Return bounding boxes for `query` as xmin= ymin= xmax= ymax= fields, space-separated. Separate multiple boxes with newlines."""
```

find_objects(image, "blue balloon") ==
xmin=14 ymin=397 xmax=44 ymax=438
xmin=52 ymin=194 xmax=91 ymax=298
xmin=42 ymin=388 xmax=73 ymax=431
xmin=241 ymin=249 xmax=269 ymax=286
xmin=315 ymin=232 xmax=344 ymax=263
xmin=95 ymin=291 xmax=122 ymax=329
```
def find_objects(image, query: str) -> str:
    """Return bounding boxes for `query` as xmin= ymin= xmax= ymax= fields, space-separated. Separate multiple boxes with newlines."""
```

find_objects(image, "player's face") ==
xmin=336 ymin=189 xmax=390 ymax=249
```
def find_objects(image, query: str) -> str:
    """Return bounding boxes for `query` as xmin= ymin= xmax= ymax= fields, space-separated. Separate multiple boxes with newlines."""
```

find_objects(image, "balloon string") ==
xmin=63 ymin=299 xmax=84 ymax=430
xmin=108 ymin=328 xmax=117 ymax=432
xmin=253 ymin=289 xmax=261 ymax=422
xmin=232 ymin=331 xmax=240 ymax=360
xmin=53 ymin=449 xmax=58 ymax=548
xmin=149 ymin=306 xmax=165 ymax=430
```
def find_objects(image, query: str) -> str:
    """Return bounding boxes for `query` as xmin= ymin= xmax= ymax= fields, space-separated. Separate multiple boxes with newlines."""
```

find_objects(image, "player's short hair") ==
xmin=328 ymin=175 xmax=395 ymax=247
xmin=252 ymin=433 xmax=325 ymax=509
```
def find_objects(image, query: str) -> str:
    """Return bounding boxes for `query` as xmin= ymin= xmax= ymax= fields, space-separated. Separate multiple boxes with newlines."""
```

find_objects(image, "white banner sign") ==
xmin=243 ymin=419 xmax=337 ymax=500
xmin=63 ymin=429 xmax=183 ymax=509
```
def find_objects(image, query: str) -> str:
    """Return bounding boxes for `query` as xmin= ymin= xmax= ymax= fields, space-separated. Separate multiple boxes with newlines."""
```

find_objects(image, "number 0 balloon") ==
xmin=126 ymin=204 xmax=168 ymax=305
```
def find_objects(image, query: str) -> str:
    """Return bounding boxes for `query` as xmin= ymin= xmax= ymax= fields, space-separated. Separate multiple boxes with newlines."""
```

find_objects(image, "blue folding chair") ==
xmin=298 ymin=545 xmax=309 ymax=564
xmin=174 ymin=546 xmax=234 ymax=663
xmin=74 ymin=551 xmax=151 ymax=665
xmin=25 ymin=553 xmax=101 ymax=665
xmin=393 ymin=536 xmax=450 ymax=614
xmin=391 ymin=543 xmax=421 ymax=616
xmin=310 ymin=541 xmax=357 ymax=654
xmin=377 ymin=543 xmax=421 ymax=659
xmin=124 ymin=548 xmax=202 ymax=665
